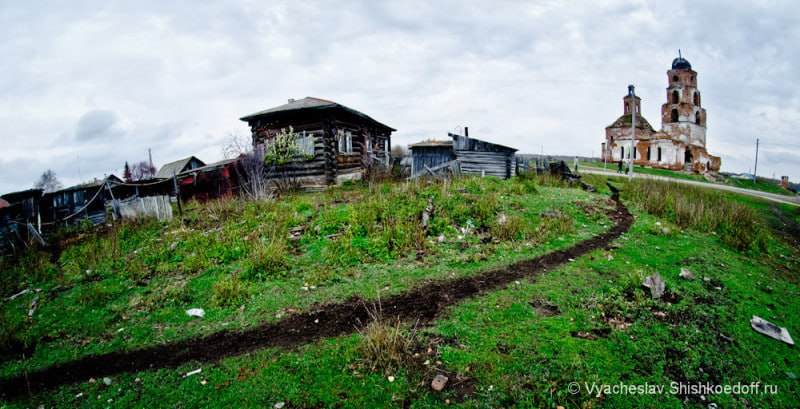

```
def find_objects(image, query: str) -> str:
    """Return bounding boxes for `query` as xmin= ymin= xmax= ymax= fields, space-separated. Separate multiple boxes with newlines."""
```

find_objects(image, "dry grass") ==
xmin=356 ymin=302 xmax=414 ymax=373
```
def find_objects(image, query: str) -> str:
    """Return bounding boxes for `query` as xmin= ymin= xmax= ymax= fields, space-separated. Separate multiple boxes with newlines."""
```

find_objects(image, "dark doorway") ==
xmin=684 ymin=149 xmax=693 ymax=163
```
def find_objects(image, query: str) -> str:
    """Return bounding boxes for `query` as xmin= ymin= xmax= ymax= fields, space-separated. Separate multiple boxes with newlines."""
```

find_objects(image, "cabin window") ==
xmin=297 ymin=131 xmax=315 ymax=156
xmin=337 ymin=129 xmax=353 ymax=155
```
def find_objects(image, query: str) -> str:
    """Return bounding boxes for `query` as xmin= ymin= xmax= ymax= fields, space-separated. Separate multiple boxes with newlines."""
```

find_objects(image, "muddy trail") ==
xmin=1 ymin=186 xmax=633 ymax=400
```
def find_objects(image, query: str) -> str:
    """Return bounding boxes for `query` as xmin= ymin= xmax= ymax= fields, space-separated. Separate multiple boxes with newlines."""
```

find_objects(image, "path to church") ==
xmin=2 ymin=186 xmax=634 ymax=400
xmin=582 ymin=169 xmax=800 ymax=207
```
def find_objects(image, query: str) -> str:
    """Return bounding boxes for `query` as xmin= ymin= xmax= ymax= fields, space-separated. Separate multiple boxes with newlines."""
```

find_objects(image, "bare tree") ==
xmin=223 ymin=128 xmax=306 ymax=199
xmin=34 ymin=169 xmax=64 ymax=192
xmin=131 ymin=161 xmax=157 ymax=181
xmin=223 ymin=131 xmax=272 ymax=200
xmin=390 ymin=144 xmax=408 ymax=159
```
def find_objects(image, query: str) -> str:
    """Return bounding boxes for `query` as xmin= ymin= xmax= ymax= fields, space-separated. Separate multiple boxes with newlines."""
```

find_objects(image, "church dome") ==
xmin=672 ymin=56 xmax=691 ymax=70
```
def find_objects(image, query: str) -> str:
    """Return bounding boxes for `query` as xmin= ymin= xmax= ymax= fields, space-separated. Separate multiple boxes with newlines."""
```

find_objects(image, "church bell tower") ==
xmin=661 ymin=51 xmax=707 ymax=147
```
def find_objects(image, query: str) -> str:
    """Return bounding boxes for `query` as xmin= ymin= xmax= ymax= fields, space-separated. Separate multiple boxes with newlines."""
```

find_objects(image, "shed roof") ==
xmin=240 ymin=97 xmax=396 ymax=132
xmin=410 ymin=140 xmax=453 ymax=148
xmin=156 ymin=156 xmax=205 ymax=179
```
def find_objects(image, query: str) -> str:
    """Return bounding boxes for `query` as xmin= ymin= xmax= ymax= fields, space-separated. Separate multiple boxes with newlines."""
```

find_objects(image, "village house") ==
xmin=240 ymin=97 xmax=395 ymax=188
xmin=410 ymin=129 xmax=517 ymax=179
xmin=155 ymin=156 xmax=206 ymax=179
xmin=602 ymin=55 xmax=721 ymax=173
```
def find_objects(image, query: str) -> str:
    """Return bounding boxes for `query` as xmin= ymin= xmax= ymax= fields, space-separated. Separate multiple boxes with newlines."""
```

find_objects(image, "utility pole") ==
xmin=753 ymin=138 xmax=759 ymax=183
xmin=629 ymin=85 xmax=636 ymax=181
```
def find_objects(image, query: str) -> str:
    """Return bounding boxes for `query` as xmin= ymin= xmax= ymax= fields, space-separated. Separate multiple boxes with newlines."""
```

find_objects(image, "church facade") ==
xmin=602 ymin=56 xmax=721 ymax=173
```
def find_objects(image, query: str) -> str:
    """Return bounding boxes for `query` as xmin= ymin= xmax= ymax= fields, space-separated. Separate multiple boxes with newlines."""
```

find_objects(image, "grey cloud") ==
xmin=74 ymin=110 xmax=124 ymax=141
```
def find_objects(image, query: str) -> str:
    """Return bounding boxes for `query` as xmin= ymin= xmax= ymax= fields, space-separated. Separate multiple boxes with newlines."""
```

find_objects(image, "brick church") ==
xmin=602 ymin=55 xmax=721 ymax=173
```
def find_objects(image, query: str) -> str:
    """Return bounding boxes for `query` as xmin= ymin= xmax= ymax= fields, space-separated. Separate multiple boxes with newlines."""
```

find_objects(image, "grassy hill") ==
xmin=1 ymin=174 xmax=799 ymax=407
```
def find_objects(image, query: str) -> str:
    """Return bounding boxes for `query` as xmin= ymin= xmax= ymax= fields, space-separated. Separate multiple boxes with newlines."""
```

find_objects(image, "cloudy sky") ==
xmin=1 ymin=0 xmax=799 ymax=193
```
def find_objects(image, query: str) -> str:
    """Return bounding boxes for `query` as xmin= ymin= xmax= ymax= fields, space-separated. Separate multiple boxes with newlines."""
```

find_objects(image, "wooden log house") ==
xmin=411 ymin=129 xmax=517 ymax=179
xmin=240 ymin=97 xmax=395 ymax=188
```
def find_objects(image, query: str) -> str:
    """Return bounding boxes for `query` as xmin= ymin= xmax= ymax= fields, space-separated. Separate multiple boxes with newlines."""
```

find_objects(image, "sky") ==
xmin=1 ymin=0 xmax=799 ymax=193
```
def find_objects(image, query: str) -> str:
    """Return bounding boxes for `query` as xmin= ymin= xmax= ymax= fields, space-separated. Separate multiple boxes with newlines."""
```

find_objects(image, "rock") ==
xmin=703 ymin=276 xmax=711 ymax=282
xmin=540 ymin=210 xmax=562 ymax=219
xmin=103 ymin=377 xmax=112 ymax=386
xmin=274 ymin=403 xmax=285 ymax=409
xmin=679 ymin=268 xmax=695 ymax=280
xmin=388 ymin=375 xmax=395 ymax=382
xmin=661 ymin=227 xmax=670 ymax=234
xmin=186 ymin=308 xmax=205 ymax=318
xmin=643 ymin=273 xmax=665 ymax=299
xmin=787 ymin=372 xmax=797 ymax=380
xmin=135 ymin=378 xmax=141 ymax=383
xmin=751 ymin=316 xmax=795 ymax=345
xmin=431 ymin=374 xmax=449 ymax=391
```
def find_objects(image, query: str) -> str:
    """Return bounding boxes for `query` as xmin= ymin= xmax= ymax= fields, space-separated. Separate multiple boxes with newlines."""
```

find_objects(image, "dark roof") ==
xmin=1 ymin=189 xmax=43 ymax=203
xmin=156 ymin=156 xmax=205 ymax=179
xmin=61 ymin=175 xmax=123 ymax=192
xmin=240 ymin=97 xmax=396 ymax=132
xmin=672 ymin=56 xmax=692 ymax=70
xmin=410 ymin=140 xmax=453 ymax=148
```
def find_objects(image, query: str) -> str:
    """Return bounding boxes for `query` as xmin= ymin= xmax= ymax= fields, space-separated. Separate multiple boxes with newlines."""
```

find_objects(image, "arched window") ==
xmin=625 ymin=103 xmax=629 ymax=114
xmin=647 ymin=147 xmax=651 ymax=161
xmin=673 ymin=75 xmax=679 ymax=82
xmin=684 ymin=149 xmax=693 ymax=163
xmin=672 ymin=90 xmax=680 ymax=104
xmin=620 ymin=146 xmax=624 ymax=159
xmin=671 ymin=109 xmax=679 ymax=122
xmin=657 ymin=147 xmax=662 ymax=161
xmin=693 ymin=92 xmax=699 ymax=105
xmin=695 ymin=112 xmax=701 ymax=125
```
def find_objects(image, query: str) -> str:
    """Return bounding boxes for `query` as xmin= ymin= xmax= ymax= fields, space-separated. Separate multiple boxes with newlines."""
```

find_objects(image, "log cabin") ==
xmin=240 ymin=97 xmax=395 ymax=188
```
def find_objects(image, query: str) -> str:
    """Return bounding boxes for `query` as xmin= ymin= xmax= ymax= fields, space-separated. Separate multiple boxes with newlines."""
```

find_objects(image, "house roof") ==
xmin=240 ymin=97 xmax=396 ymax=132
xmin=156 ymin=156 xmax=205 ymax=179
xmin=448 ymin=133 xmax=518 ymax=152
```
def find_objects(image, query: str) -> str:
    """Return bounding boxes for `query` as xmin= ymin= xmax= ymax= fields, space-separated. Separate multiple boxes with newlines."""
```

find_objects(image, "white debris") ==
xmin=643 ymin=274 xmax=666 ymax=299
xmin=274 ymin=403 xmax=285 ymax=409
xmin=185 ymin=368 xmax=202 ymax=377
xmin=751 ymin=316 xmax=795 ymax=345
xmin=103 ymin=377 xmax=112 ymax=386
xmin=388 ymin=375 xmax=395 ymax=382
xmin=186 ymin=308 xmax=205 ymax=318
xmin=7 ymin=288 xmax=30 ymax=300
xmin=679 ymin=268 xmax=695 ymax=280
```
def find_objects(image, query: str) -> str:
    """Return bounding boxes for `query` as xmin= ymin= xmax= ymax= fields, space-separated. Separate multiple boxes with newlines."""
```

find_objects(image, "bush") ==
xmin=213 ymin=274 xmax=249 ymax=307
xmin=243 ymin=238 xmax=289 ymax=280
xmin=491 ymin=214 xmax=532 ymax=241
xmin=357 ymin=307 xmax=413 ymax=372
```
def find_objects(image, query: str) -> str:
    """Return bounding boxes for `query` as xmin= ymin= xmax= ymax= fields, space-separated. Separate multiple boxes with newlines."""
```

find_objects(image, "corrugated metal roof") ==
xmin=156 ymin=156 xmax=205 ymax=179
xmin=240 ymin=96 xmax=396 ymax=131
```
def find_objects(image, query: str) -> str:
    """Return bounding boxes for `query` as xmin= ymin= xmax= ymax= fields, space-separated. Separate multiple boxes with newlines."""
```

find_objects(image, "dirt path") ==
xmin=1 ymin=186 xmax=633 ymax=400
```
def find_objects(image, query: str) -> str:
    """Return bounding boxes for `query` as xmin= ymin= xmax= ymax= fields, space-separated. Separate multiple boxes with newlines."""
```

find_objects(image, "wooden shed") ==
xmin=410 ymin=131 xmax=517 ymax=179
xmin=240 ymin=97 xmax=395 ymax=187
xmin=42 ymin=176 xmax=122 ymax=225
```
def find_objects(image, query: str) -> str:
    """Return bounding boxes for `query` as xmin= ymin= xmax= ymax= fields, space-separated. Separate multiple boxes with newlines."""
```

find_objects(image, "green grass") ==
xmin=580 ymin=161 xmax=797 ymax=197
xmin=3 ymin=175 xmax=800 ymax=408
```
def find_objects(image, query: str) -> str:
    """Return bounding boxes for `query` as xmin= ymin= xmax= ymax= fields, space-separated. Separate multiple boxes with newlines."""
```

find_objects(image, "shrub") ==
xmin=213 ymin=274 xmax=249 ymax=307
xmin=243 ymin=238 xmax=289 ymax=280
xmin=491 ymin=214 xmax=532 ymax=241
xmin=357 ymin=306 xmax=413 ymax=372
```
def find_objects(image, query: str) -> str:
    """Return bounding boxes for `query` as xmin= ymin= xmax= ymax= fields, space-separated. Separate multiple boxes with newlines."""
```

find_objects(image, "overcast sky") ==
xmin=2 ymin=0 xmax=799 ymax=193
